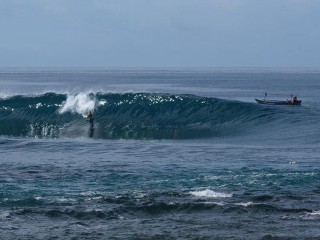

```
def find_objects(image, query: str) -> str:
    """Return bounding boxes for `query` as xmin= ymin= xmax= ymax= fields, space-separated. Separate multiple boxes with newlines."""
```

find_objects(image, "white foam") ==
xmin=35 ymin=103 xmax=42 ymax=109
xmin=204 ymin=201 xmax=225 ymax=206
xmin=0 ymin=211 xmax=11 ymax=219
xmin=80 ymin=191 xmax=99 ymax=197
xmin=59 ymin=93 xmax=96 ymax=117
xmin=56 ymin=198 xmax=76 ymax=202
xmin=85 ymin=208 xmax=104 ymax=213
xmin=98 ymin=100 xmax=107 ymax=106
xmin=307 ymin=210 xmax=320 ymax=216
xmin=235 ymin=202 xmax=253 ymax=207
xmin=86 ymin=196 xmax=103 ymax=201
xmin=0 ymin=92 xmax=12 ymax=99
xmin=190 ymin=189 xmax=232 ymax=198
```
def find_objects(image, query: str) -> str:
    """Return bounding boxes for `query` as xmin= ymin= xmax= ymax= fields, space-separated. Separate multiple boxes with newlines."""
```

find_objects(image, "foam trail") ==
xmin=59 ymin=93 xmax=96 ymax=117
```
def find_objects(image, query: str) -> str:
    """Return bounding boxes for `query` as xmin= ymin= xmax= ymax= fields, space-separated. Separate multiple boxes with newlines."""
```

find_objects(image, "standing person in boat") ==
xmin=289 ymin=95 xmax=298 ymax=104
xmin=87 ymin=110 xmax=94 ymax=129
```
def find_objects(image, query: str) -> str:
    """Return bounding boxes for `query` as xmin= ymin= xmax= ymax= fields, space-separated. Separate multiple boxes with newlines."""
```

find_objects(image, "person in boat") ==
xmin=288 ymin=95 xmax=298 ymax=104
xmin=87 ymin=110 xmax=94 ymax=128
xmin=289 ymin=96 xmax=298 ymax=104
xmin=293 ymin=96 xmax=298 ymax=103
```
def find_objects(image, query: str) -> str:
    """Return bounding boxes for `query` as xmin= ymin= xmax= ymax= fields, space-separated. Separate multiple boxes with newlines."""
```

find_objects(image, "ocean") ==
xmin=0 ymin=68 xmax=319 ymax=239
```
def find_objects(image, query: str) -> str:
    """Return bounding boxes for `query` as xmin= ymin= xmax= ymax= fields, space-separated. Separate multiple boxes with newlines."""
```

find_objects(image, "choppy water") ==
xmin=0 ymin=68 xmax=320 ymax=239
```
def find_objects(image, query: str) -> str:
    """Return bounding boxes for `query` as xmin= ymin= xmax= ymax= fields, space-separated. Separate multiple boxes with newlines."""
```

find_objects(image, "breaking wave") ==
xmin=0 ymin=92 xmax=294 ymax=139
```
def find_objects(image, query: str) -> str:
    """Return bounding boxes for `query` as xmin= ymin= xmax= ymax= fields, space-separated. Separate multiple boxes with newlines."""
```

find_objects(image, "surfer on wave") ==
xmin=87 ymin=110 xmax=94 ymax=129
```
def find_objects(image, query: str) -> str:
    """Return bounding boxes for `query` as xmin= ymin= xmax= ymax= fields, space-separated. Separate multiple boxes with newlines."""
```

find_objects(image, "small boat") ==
xmin=255 ymin=93 xmax=302 ymax=105
xmin=255 ymin=98 xmax=302 ymax=105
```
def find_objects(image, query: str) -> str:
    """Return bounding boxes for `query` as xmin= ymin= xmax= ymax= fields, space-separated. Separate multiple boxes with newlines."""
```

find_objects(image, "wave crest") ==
xmin=0 ymin=92 xmax=277 ymax=139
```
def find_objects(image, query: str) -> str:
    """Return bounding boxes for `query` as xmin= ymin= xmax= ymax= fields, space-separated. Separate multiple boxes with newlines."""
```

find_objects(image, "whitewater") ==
xmin=0 ymin=68 xmax=320 ymax=239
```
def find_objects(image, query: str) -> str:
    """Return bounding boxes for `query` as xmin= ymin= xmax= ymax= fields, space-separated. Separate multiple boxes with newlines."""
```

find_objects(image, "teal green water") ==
xmin=0 ymin=68 xmax=320 ymax=239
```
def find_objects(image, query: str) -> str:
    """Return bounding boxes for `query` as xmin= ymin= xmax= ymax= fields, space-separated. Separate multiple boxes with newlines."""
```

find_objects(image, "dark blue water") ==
xmin=1 ymin=68 xmax=320 ymax=239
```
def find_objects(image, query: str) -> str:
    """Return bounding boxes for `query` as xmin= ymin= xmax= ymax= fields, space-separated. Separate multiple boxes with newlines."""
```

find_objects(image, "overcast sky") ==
xmin=0 ymin=0 xmax=319 ymax=67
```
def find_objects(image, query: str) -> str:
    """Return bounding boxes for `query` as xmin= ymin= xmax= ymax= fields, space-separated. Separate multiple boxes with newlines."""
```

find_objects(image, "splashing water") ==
xmin=59 ymin=93 xmax=96 ymax=117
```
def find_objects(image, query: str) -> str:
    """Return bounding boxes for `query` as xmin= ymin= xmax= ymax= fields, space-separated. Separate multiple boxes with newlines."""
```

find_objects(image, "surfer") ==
xmin=87 ymin=110 xmax=94 ymax=129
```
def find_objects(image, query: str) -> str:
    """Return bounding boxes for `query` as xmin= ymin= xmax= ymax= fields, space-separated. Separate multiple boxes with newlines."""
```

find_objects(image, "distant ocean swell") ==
xmin=0 ymin=92 xmax=294 ymax=139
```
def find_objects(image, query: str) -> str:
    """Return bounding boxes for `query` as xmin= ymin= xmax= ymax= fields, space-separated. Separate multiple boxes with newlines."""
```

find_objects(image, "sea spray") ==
xmin=59 ymin=93 xmax=96 ymax=117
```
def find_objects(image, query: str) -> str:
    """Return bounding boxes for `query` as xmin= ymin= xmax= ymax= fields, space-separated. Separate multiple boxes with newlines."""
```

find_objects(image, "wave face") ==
xmin=0 ymin=92 xmax=281 ymax=139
